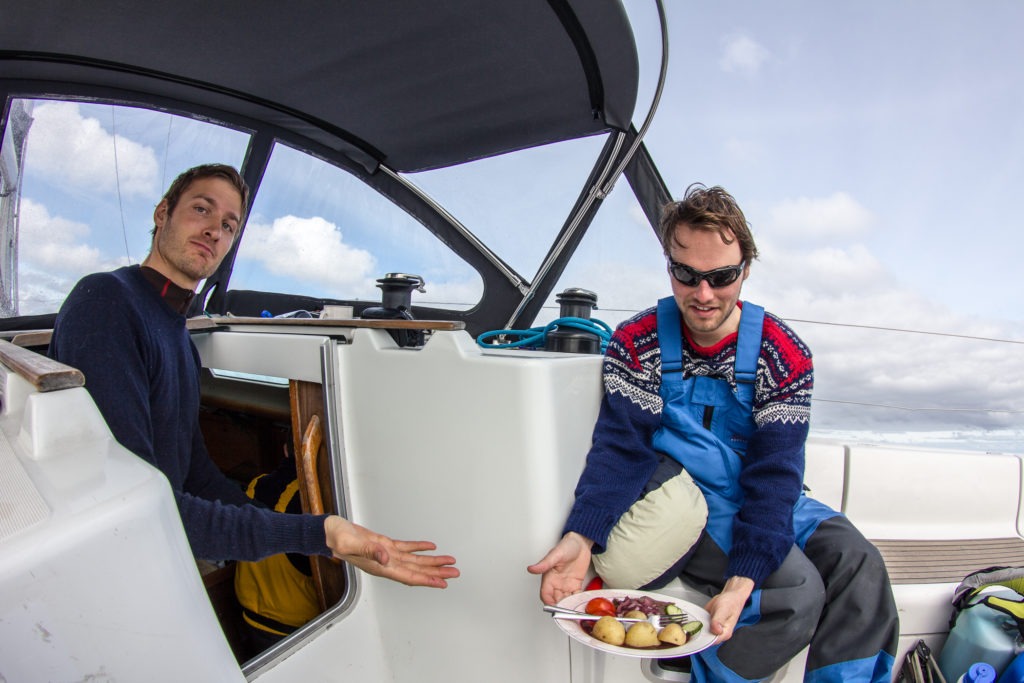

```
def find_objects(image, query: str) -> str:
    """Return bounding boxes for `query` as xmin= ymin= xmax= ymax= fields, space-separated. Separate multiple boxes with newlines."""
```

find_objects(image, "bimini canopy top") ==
xmin=0 ymin=0 xmax=640 ymax=172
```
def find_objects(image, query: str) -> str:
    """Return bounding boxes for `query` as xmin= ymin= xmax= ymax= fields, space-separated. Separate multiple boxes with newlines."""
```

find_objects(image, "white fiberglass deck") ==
xmin=2 ymin=324 xmax=1021 ymax=682
xmin=0 ymin=364 xmax=244 ymax=682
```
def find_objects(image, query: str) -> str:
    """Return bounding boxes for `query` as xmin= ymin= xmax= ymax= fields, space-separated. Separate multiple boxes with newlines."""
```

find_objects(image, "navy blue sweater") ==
xmin=50 ymin=265 xmax=329 ymax=561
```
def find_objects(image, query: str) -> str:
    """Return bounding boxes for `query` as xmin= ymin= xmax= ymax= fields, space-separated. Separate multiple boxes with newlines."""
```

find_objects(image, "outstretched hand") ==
xmin=324 ymin=516 xmax=460 ymax=588
xmin=527 ymin=531 xmax=594 ymax=605
xmin=703 ymin=575 xmax=754 ymax=643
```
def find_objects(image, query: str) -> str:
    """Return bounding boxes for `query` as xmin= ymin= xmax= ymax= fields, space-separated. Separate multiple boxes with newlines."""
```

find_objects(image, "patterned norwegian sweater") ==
xmin=563 ymin=301 xmax=814 ymax=587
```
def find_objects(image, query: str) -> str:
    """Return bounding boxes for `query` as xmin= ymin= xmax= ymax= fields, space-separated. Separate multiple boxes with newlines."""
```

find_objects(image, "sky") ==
xmin=625 ymin=1 xmax=1024 ymax=450
xmin=7 ymin=1 xmax=1024 ymax=452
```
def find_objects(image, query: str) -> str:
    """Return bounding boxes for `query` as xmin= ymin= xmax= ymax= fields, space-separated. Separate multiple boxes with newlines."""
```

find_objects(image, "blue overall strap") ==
xmin=734 ymin=301 xmax=765 ymax=411
xmin=656 ymin=297 xmax=683 ymax=375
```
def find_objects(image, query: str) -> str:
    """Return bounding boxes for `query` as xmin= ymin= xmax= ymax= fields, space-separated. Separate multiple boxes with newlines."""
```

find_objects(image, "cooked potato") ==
xmin=657 ymin=622 xmax=687 ymax=646
xmin=624 ymin=621 xmax=660 ymax=648
xmin=591 ymin=615 xmax=626 ymax=646
xmin=623 ymin=610 xmax=648 ymax=620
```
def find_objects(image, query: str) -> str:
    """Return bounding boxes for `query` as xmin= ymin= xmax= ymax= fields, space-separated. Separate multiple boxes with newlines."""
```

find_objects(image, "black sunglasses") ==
xmin=667 ymin=260 xmax=746 ymax=288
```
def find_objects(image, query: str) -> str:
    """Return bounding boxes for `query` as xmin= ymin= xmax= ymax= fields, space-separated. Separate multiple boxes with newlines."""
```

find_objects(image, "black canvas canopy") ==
xmin=0 ymin=0 xmax=640 ymax=172
xmin=0 ymin=0 xmax=668 ymax=333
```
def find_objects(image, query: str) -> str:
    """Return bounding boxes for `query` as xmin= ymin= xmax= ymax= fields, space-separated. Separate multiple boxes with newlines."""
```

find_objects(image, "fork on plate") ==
xmin=543 ymin=604 xmax=690 ymax=629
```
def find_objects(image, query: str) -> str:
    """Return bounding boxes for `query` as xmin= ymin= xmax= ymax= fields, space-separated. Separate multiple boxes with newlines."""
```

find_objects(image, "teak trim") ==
xmin=207 ymin=316 xmax=465 ymax=331
xmin=9 ymin=316 xmax=463 ymax=352
xmin=0 ymin=338 xmax=84 ymax=392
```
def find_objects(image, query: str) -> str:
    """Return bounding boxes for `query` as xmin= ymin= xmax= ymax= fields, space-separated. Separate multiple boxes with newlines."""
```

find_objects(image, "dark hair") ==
xmin=658 ymin=183 xmax=759 ymax=264
xmin=152 ymin=163 xmax=249 ymax=236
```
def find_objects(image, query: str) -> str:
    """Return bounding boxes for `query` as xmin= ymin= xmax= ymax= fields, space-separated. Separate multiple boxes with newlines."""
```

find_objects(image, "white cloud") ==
xmin=749 ymin=268 xmax=1024 ymax=437
xmin=16 ymin=199 xmax=128 ymax=314
xmin=753 ymin=243 xmax=887 ymax=305
xmin=719 ymin=33 xmax=770 ymax=76
xmin=26 ymin=101 xmax=158 ymax=197
xmin=805 ymin=321 xmax=1024 ymax=436
xmin=19 ymin=199 xmax=102 ymax=272
xmin=760 ymin=265 xmax=1024 ymax=438
xmin=764 ymin=192 xmax=875 ymax=241
xmin=242 ymin=215 xmax=379 ymax=296
xmin=17 ymin=266 xmax=83 ymax=315
xmin=723 ymin=189 xmax=1024 ymax=442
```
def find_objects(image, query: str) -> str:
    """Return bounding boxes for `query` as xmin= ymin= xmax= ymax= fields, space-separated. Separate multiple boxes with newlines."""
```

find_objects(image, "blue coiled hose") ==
xmin=476 ymin=316 xmax=613 ymax=352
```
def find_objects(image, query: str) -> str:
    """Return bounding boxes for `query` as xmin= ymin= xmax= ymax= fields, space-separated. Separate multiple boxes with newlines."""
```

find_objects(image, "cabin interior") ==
xmin=196 ymin=368 xmax=343 ymax=662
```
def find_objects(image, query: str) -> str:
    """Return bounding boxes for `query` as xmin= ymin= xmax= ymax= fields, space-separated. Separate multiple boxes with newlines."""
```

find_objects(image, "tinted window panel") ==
xmin=229 ymin=142 xmax=482 ymax=310
xmin=3 ymin=98 xmax=249 ymax=315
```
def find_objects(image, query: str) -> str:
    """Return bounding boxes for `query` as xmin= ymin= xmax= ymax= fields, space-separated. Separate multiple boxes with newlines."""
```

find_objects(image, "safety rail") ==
xmin=0 ymin=338 xmax=84 ymax=392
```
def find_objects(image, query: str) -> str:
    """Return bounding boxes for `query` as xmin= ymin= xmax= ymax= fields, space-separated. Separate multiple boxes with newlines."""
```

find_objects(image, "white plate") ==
xmin=552 ymin=589 xmax=716 ymax=659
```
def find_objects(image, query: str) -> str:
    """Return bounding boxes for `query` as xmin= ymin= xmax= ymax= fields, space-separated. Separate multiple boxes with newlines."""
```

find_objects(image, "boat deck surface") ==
xmin=875 ymin=538 xmax=1024 ymax=584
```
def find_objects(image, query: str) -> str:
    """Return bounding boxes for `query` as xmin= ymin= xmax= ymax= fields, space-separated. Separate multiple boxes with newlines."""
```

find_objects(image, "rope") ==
xmin=476 ymin=316 xmax=613 ymax=352
xmin=109 ymin=106 xmax=132 ymax=265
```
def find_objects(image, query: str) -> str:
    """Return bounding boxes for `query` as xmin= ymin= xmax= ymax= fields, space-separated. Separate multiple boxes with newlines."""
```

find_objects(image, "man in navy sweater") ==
xmin=50 ymin=163 xmax=458 ymax=589
xmin=529 ymin=185 xmax=896 ymax=682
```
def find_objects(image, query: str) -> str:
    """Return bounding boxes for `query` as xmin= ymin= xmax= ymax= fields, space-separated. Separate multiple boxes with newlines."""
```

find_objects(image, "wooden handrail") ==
xmin=298 ymin=414 xmax=329 ymax=612
xmin=186 ymin=317 xmax=220 ymax=332
xmin=207 ymin=316 xmax=465 ymax=331
xmin=8 ymin=317 xmax=220 ymax=350
xmin=0 ymin=338 xmax=84 ymax=392
xmin=299 ymin=415 xmax=325 ymax=517
xmin=9 ymin=317 xmax=464 ymax=352
xmin=290 ymin=380 xmax=345 ymax=611
xmin=9 ymin=330 xmax=53 ymax=348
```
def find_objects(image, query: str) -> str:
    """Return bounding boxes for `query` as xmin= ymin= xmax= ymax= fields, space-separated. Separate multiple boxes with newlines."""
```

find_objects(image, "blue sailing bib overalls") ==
xmin=651 ymin=301 xmax=892 ymax=683
xmin=652 ymin=297 xmax=849 ymax=682
xmin=652 ymin=297 xmax=835 ymax=554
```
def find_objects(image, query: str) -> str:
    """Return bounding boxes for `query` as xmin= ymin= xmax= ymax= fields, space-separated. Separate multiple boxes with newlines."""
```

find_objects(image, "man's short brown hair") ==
xmin=658 ymin=183 xmax=759 ymax=264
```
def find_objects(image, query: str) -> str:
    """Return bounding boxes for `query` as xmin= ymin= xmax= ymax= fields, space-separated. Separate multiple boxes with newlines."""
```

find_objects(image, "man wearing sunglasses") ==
xmin=530 ymin=184 xmax=897 ymax=682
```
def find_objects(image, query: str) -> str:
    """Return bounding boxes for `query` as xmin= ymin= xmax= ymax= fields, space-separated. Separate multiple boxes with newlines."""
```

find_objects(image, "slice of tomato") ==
xmin=584 ymin=597 xmax=617 ymax=617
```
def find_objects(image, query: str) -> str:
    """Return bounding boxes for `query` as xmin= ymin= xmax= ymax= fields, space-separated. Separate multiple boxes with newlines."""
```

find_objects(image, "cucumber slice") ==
xmin=681 ymin=620 xmax=703 ymax=636
xmin=664 ymin=604 xmax=683 ymax=615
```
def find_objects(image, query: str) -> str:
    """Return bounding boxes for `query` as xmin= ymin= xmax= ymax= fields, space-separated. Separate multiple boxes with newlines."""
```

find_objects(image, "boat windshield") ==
xmin=2 ymin=99 xmax=250 ymax=316
xmin=2 ymin=97 xmax=654 ymax=320
xmin=404 ymin=133 xmax=666 ymax=323
xmin=227 ymin=141 xmax=487 ymax=311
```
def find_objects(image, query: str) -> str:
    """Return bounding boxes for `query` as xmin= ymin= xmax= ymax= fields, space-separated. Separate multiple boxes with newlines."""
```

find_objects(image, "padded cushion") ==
xmin=593 ymin=467 xmax=707 ymax=589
